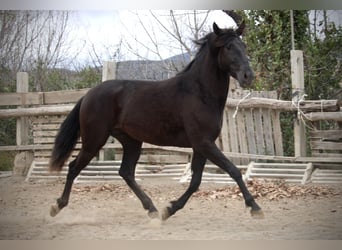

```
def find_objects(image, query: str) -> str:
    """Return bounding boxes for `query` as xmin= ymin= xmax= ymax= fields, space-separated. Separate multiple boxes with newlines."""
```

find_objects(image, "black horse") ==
xmin=49 ymin=21 xmax=263 ymax=220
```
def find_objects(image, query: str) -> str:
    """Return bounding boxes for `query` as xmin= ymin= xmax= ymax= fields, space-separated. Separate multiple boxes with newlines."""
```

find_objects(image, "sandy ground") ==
xmin=0 ymin=175 xmax=341 ymax=240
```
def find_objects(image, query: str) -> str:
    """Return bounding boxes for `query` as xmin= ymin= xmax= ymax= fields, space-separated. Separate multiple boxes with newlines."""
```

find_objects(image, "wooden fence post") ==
xmin=291 ymin=50 xmax=307 ymax=157
xmin=102 ymin=61 xmax=117 ymax=81
xmin=99 ymin=62 xmax=117 ymax=160
xmin=16 ymin=72 xmax=29 ymax=146
xmin=14 ymin=72 xmax=33 ymax=176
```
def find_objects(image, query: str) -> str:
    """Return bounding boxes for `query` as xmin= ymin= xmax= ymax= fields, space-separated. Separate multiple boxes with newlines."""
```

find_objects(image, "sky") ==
xmin=64 ymin=10 xmax=342 ymax=67
xmin=68 ymin=10 xmax=236 ymax=65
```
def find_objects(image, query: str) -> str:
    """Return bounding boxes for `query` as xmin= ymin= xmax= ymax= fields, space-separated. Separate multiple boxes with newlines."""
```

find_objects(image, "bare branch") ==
xmin=222 ymin=10 xmax=243 ymax=26
xmin=121 ymin=10 xmax=216 ymax=76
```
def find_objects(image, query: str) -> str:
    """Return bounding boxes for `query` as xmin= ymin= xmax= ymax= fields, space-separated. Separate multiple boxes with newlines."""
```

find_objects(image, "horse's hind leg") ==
xmin=116 ymin=134 xmax=158 ymax=218
xmin=162 ymin=151 xmax=206 ymax=220
xmin=196 ymin=142 xmax=263 ymax=217
xmin=50 ymin=149 xmax=97 ymax=217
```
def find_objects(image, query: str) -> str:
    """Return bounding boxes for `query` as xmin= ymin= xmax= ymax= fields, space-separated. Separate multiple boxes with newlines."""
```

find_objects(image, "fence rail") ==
xmin=0 ymin=65 xmax=341 ymax=183
xmin=1 ymin=92 xmax=340 ymax=118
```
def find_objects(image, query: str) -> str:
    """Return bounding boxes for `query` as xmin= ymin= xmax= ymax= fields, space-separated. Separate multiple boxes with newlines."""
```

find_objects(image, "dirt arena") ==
xmin=0 ymin=175 xmax=341 ymax=240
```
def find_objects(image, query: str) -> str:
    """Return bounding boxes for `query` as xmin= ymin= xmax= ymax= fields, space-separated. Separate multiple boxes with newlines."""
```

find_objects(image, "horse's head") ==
xmin=213 ymin=21 xmax=254 ymax=88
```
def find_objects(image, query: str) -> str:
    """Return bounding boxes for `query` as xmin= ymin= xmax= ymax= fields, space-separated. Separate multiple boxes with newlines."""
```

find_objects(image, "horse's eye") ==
xmin=226 ymin=44 xmax=232 ymax=50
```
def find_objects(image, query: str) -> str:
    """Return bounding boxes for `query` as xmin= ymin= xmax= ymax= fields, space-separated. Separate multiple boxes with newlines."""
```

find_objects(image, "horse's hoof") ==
xmin=250 ymin=208 xmax=264 ymax=219
xmin=161 ymin=205 xmax=171 ymax=221
xmin=148 ymin=211 xmax=159 ymax=219
xmin=148 ymin=217 xmax=162 ymax=228
xmin=50 ymin=204 xmax=60 ymax=217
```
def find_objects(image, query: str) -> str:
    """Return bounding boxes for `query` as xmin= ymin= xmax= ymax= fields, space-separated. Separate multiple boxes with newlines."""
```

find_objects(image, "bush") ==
xmin=0 ymin=151 xmax=15 ymax=171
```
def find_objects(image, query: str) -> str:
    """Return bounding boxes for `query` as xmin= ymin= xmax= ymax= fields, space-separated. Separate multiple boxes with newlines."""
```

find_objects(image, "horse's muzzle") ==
xmin=237 ymin=68 xmax=254 ymax=88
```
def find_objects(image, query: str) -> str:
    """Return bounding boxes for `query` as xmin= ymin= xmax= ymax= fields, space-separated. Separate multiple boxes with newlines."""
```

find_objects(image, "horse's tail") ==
xmin=49 ymin=98 xmax=83 ymax=172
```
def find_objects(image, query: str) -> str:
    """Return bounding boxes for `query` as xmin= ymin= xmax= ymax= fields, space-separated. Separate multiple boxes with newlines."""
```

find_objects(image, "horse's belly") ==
xmin=122 ymin=121 xmax=191 ymax=147
xmin=145 ymin=133 xmax=191 ymax=147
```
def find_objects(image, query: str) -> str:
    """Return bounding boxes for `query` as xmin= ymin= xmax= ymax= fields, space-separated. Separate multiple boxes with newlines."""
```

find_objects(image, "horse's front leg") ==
xmin=162 ymin=151 xmax=206 ymax=220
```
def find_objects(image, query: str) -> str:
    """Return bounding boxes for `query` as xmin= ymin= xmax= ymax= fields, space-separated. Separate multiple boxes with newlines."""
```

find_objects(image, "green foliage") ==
xmin=240 ymin=11 xmax=308 ymax=156
xmin=73 ymin=67 xmax=101 ymax=89
xmin=241 ymin=10 xmax=309 ymax=98
xmin=0 ymin=67 xmax=16 ymax=152
xmin=0 ymin=118 xmax=16 ymax=146
xmin=26 ymin=66 xmax=101 ymax=92
xmin=279 ymin=113 xmax=295 ymax=156
xmin=0 ymin=66 xmax=16 ymax=93
xmin=0 ymin=151 xmax=15 ymax=171
xmin=0 ymin=118 xmax=16 ymax=171
xmin=240 ymin=10 xmax=341 ymax=156
xmin=47 ymin=69 xmax=72 ymax=91
xmin=305 ymin=24 xmax=342 ymax=100
xmin=242 ymin=10 xmax=341 ymax=100
xmin=0 ymin=65 xmax=101 ymax=151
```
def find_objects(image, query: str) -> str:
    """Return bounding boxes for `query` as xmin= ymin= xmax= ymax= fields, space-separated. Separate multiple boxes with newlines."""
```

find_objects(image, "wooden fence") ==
xmin=1 ymin=63 xmax=341 ymax=183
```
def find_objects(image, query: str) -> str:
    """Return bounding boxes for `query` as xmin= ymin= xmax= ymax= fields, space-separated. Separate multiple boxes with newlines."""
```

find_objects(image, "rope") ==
xmin=233 ymin=91 xmax=251 ymax=119
xmin=291 ymin=93 xmax=315 ymax=130
xmin=292 ymin=93 xmax=308 ymax=118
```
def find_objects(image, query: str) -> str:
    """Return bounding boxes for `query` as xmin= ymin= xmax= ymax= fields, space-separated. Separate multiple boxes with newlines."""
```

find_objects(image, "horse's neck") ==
xmin=191 ymin=54 xmax=230 ymax=109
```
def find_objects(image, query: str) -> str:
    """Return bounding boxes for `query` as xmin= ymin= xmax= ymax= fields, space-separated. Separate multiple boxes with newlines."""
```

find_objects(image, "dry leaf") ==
xmin=193 ymin=179 xmax=339 ymax=201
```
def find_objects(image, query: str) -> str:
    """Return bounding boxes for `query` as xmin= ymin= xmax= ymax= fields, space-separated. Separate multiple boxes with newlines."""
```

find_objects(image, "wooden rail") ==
xmin=1 ymin=95 xmax=340 ymax=119
xmin=0 ymin=89 xmax=89 ymax=106
xmin=1 ymin=66 xmax=341 ymax=184
xmin=226 ymin=98 xmax=340 ymax=112
xmin=0 ymin=105 xmax=74 ymax=119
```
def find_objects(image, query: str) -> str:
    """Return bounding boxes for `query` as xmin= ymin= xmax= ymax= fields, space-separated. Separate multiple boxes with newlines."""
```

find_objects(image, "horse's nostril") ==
xmin=245 ymin=70 xmax=254 ymax=80
xmin=244 ymin=72 xmax=251 ymax=80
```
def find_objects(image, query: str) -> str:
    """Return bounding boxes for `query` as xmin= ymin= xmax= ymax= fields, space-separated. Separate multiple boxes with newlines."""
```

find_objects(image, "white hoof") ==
xmin=161 ymin=204 xmax=172 ymax=221
xmin=50 ymin=204 xmax=61 ymax=217
xmin=148 ymin=217 xmax=162 ymax=228
xmin=148 ymin=211 xmax=159 ymax=219
xmin=250 ymin=208 xmax=264 ymax=219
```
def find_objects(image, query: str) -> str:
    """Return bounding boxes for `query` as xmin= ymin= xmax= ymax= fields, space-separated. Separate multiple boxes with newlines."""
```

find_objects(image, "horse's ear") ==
xmin=213 ymin=22 xmax=221 ymax=35
xmin=236 ymin=20 xmax=246 ymax=36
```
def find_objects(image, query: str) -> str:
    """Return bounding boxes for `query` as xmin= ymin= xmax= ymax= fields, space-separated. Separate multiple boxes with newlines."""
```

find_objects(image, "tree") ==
xmin=240 ymin=10 xmax=309 ymax=98
xmin=0 ymin=10 xmax=77 ymax=92
xmin=241 ymin=10 xmax=341 ymax=100
xmin=240 ymin=10 xmax=341 ymax=156
xmin=239 ymin=10 xmax=308 ymax=157
xmin=0 ymin=10 xmax=36 ymax=92
xmin=305 ymin=10 xmax=342 ymax=100
xmin=120 ymin=10 xmax=212 ymax=77
xmin=0 ymin=10 xmax=74 ymax=151
xmin=27 ymin=11 xmax=74 ymax=91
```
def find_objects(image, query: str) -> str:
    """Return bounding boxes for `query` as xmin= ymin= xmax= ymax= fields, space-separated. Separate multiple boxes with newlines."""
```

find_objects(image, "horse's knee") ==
xmin=66 ymin=165 xmax=81 ymax=181
xmin=119 ymin=167 xmax=132 ymax=180
xmin=188 ymin=178 xmax=201 ymax=193
xmin=228 ymin=166 xmax=242 ymax=181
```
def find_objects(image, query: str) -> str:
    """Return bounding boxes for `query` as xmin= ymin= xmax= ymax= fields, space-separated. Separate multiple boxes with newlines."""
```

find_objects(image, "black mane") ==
xmin=177 ymin=28 xmax=238 ymax=76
